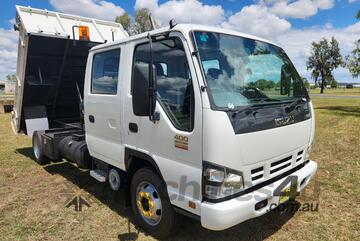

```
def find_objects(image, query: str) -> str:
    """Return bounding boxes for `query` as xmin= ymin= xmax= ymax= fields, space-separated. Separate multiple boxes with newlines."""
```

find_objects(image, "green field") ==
xmin=1 ymin=96 xmax=359 ymax=241
xmin=309 ymin=88 xmax=360 ymax=95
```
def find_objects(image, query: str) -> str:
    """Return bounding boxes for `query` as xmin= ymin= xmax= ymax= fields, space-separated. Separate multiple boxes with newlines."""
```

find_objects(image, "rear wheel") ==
xmin=32 ymin=131 xmax=48 ymax=165
xmin=130 ymin=167 xmax=176 ymax=239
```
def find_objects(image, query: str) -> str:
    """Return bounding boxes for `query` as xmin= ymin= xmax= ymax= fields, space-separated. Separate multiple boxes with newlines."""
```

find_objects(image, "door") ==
xmin=124 ymin=33 xmax=203 ymax=213
xmin=84 ymin=47 xmax=124 ymax=168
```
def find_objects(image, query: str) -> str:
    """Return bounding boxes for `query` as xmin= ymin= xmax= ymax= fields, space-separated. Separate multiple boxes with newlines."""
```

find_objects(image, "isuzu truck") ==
xmin=12 ymin=6 xmax=317 ymax=238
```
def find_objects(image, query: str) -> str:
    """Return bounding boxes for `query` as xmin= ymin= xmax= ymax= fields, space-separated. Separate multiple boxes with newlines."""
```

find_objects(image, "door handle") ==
xmin=89 ymin=115 xmax=95 ymax=123
xmin=129 ymin=123 xmax=138 ymax=133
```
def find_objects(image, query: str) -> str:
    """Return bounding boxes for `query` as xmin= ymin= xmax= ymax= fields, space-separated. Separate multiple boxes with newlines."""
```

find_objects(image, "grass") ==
xmin=0 ymin=97 xmax=360 ymax=241
xmin=309 ymin=88 xmax=360 ymax=96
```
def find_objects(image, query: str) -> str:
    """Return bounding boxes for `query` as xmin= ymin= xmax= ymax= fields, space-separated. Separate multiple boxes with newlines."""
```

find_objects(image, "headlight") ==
xmin=203 ymin=162 xmax=244 ymax=200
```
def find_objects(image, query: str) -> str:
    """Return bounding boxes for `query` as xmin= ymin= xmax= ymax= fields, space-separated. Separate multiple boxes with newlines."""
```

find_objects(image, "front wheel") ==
xmin=130 ymin=167 xmax=177 ymax=239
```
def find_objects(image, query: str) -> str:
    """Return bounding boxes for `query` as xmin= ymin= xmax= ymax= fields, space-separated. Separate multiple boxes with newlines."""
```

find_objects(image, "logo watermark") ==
xmin=61 ymin=182 xmax=96 ymax=212
xmin=166 ymin=175 xmax=321 ymax=213
xmin=66 ymin=195 xmax=91 ymax=212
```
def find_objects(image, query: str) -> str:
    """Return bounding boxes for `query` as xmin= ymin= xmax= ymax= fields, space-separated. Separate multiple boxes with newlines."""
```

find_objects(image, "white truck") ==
xmin=13 ymin=5 xmax=317 ymax=238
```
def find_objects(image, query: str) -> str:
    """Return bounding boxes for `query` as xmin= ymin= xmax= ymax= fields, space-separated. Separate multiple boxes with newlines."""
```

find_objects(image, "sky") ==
xmin=0 ymin=0 xmax=359 ymax=83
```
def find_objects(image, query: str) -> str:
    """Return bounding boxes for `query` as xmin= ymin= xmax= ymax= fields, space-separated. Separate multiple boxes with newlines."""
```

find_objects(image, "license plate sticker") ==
xmin=279 ymin=186 xmax=291 ymax=204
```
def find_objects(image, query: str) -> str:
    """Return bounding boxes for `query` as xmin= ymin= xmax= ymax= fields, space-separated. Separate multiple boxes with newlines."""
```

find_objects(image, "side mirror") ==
xmin=132 ymin=63 xmax=157 ymax=117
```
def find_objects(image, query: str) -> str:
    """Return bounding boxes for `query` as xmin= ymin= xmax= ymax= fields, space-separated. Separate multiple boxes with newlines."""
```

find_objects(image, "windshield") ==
xmin=193 ymin=31 xmax=308 ymax=109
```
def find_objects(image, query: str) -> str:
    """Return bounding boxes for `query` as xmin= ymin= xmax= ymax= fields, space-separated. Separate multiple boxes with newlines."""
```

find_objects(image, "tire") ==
xmin=32 ymin=131 xmax=48 ymax=165
xmin=109 ymin=168 xmax=121 ymax=191
xmin=131 ymin=167 xmax=177 ymax=239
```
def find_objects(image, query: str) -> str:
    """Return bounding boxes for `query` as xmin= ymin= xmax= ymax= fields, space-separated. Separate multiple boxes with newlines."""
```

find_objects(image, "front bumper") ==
xmin=200 ymin=160 xmax=317 ymax=231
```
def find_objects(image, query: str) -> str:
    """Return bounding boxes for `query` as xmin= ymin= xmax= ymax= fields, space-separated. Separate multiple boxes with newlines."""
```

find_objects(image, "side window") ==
xmin=91 ymin=49 xmax=120 ymax=95
xmin=133 ymin=37 xmax=194 ymax=131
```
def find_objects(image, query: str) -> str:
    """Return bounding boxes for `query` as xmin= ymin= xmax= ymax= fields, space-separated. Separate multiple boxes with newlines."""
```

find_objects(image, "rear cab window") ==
xmin=91 ymin=48 xmax=120 ymax=95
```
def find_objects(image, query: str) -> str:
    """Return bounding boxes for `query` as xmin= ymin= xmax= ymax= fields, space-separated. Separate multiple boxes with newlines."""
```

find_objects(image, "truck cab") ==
xmin=14 ymin=7 xmax=317 ymax=238
xmin=84 ymin=24 xmax=317 ymax=236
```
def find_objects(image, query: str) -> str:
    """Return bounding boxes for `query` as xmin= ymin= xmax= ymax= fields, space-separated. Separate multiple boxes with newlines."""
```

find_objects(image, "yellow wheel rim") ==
xmin=136 ymin=182 xmax=162 ymax=226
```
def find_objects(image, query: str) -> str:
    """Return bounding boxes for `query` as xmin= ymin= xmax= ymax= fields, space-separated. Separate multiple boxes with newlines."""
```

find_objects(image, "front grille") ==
xmin=249 ymin=148 xmax=307 ymax=184
xmin=251 ymin=166 xmax=264 ymax=181
xmin=296 ymin=150 xmax=304 ymax=162
xmin=270 ymin=155 xmax=292 ymax=174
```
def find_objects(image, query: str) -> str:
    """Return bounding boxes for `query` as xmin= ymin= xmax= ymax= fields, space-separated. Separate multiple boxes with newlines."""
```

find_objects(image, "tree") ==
xmin=135 ymin=8 xmax=156 ymax=33
xmin=115 ymin=8 xmax=158 ymax=36
xmin=302 ymin=77 xmax=310 ymax=89
xmin=345 ymin=10 xmax=360 ymax=78
xmin=115 ymin=13 xmax=131 ymax=30
xmin=330 ymin=79 xmax=338 ymax=88
xmin=306 ymin=37 xmax=343 ymax=94
xmin=346 ymin=40 xmax=360 ymax=78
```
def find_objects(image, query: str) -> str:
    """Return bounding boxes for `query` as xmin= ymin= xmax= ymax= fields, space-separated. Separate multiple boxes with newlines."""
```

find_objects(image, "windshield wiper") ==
xmin=229 ymin=103 xmax=268 ymax=118
xmin=252 ymin=98 xmax=281 ymax=102
xmin=229 ymin=98 xmax=282 ymax=118
xmin=285 ymin=97 xmax=307 ymax=113
xmin=230 ymin=97 xmax=306 ymax=118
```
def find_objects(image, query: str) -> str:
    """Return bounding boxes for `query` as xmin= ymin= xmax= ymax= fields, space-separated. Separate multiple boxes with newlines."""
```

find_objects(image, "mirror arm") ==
xmin=147 ymin=33 xmax=158 ymax=123
xmin=153 ymin=111 xmax=160 ymax=122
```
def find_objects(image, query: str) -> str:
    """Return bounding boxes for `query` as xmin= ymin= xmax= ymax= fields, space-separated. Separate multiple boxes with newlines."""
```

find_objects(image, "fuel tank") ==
xmin=58 ymin=136 xmax=91 ymax=169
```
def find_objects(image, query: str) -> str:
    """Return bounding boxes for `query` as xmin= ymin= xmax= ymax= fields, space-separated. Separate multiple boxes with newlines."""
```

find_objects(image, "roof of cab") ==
xmin=90 ymin=24 xmax=279 ymax=51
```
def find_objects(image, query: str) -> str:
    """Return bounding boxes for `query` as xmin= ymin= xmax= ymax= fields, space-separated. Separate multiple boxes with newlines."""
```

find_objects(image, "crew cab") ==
xmin=13 ymin=6 xmax=317 ymax=238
